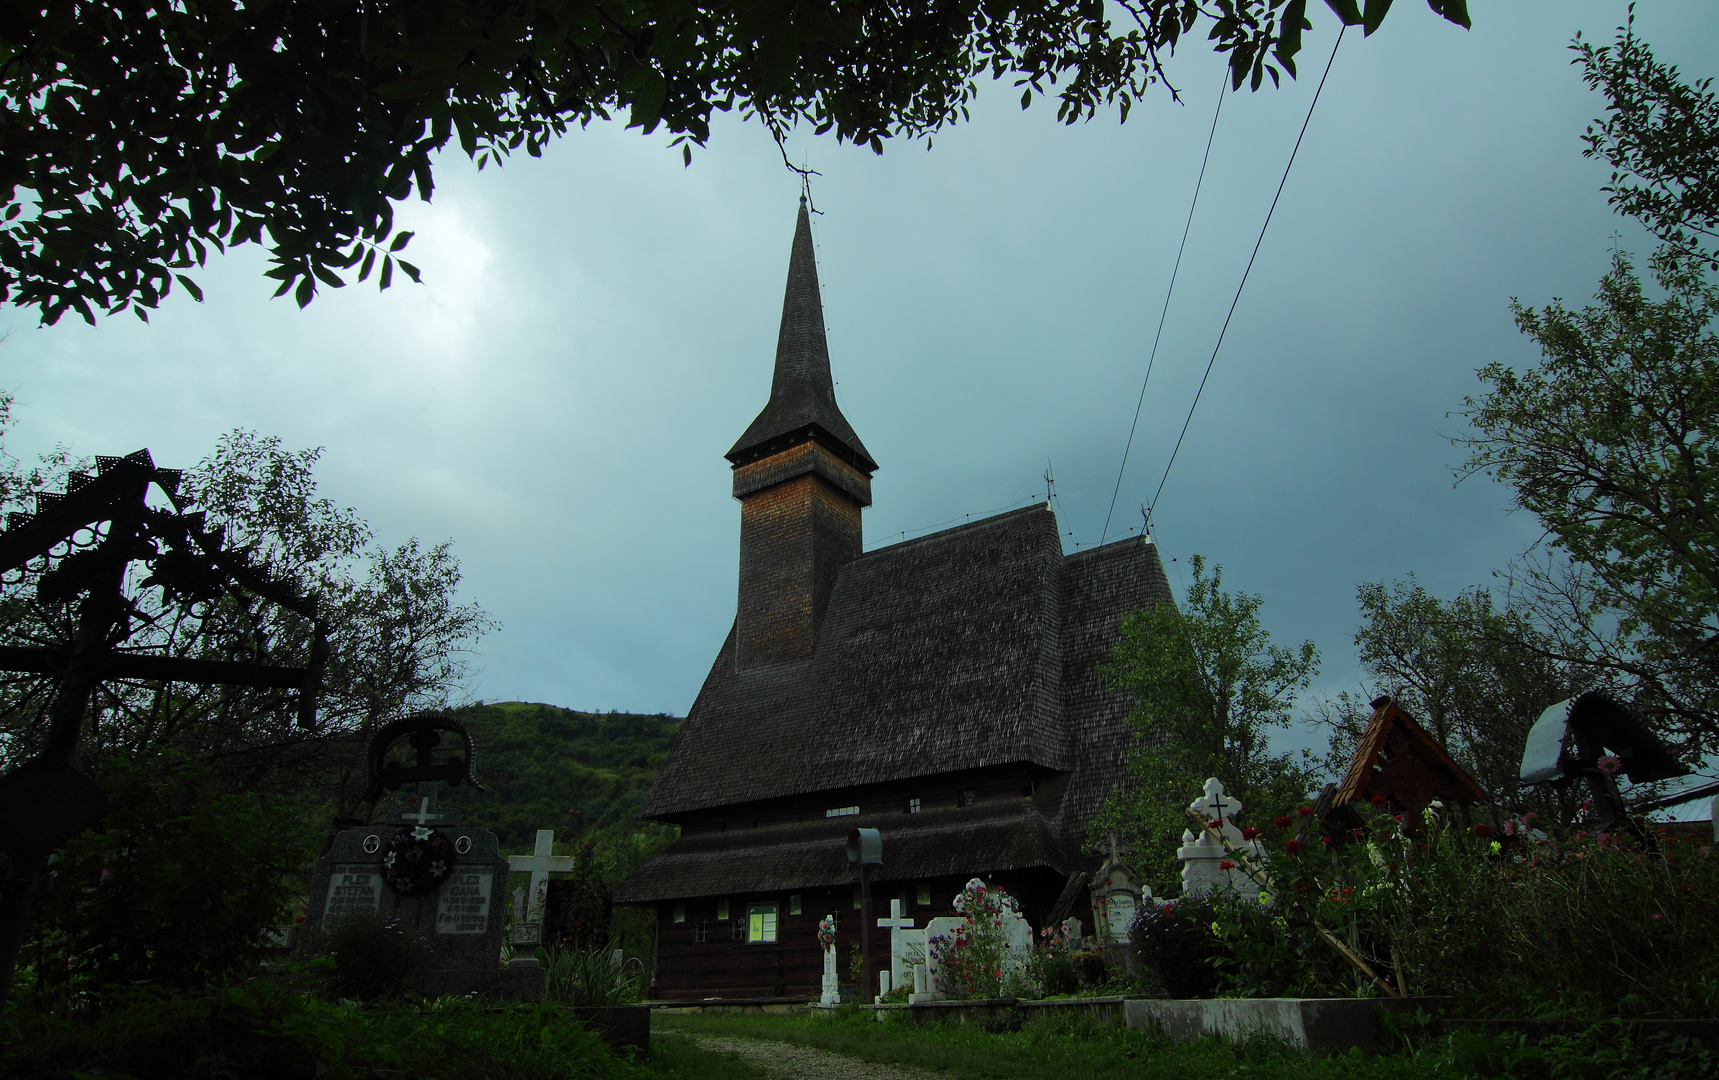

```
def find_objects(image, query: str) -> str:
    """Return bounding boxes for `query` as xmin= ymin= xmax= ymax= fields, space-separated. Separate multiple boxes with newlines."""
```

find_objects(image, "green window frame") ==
xmin=748 ymin=902 xmax=779 ymax=944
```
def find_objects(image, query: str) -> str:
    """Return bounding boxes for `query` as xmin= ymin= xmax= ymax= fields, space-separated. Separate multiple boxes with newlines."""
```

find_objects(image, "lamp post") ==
xmin=847 ymin=828 xmax=882 ymax=1002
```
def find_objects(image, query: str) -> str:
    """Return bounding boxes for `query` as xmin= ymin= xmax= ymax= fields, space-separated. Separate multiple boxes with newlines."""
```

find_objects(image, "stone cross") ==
xmin=505 ymin=829 xmax=574 ymax=968
xmin=820 ymin=915 xmax=840 ymax=1006
xmin=1176 ymin=777 xmax=1266 ymax=901
xmin=876 ymin=898 xmax=918 ymax=993
xmin=506 ymin=829 xmax=575 ymax=925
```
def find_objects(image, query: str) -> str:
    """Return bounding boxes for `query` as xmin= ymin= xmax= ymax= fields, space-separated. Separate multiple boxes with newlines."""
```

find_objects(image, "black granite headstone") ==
xmin=301 ymin=798 xmax=541 ymax=1000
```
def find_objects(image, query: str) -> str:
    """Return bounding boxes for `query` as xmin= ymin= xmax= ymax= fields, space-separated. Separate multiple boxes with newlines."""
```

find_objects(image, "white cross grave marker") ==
xmin=876 ymin=898 xmax=917 ymax=994
xmin=505 ymin=829 xmax=575 ymax=967
xmin=1176 ymin=777 xmax=1266 ymax=901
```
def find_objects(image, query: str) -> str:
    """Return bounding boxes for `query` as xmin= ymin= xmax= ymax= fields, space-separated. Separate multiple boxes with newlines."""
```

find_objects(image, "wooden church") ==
xmin=612 ymin=201 xmax=1171 ymax=1000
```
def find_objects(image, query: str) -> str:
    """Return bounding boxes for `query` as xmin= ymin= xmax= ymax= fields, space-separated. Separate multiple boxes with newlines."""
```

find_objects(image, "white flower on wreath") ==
xmin=383 ymin=852 xmax=397 ymax=868
xmin=430 ymin=860 xmax=446 ymax=876
xmin=412 ymin=826 xmax=433 ymax=841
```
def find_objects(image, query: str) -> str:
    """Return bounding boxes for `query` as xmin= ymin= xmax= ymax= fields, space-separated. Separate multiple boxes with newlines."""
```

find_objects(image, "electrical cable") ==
xmin=1099 ymin=65 xmax=1230 ymax=547
xmin=1145 ymin=26 xmax=1346 ymax=528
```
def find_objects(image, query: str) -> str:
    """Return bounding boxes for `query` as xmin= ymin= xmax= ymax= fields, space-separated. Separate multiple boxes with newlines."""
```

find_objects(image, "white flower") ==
xmin=412 ymin=827 xmax=433 ymax=841
xmin=430 ymin=860 xmax=446 ymax=875
xmin=383 ymin=852 xmax=396 ymax=868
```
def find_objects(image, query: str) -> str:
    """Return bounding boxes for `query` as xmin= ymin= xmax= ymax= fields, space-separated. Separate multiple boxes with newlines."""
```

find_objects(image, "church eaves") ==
xmin=726 ymin=200 xmax=877 ymax=474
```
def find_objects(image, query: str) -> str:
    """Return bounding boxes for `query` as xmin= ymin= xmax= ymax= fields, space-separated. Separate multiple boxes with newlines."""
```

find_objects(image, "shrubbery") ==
xmin=1133 ymin=803 xmax=1719 ymax=1019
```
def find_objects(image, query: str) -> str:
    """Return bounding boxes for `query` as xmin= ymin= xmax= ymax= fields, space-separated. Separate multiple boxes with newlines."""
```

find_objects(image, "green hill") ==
xmin=423 ymin=701 xmax=681 ymax=879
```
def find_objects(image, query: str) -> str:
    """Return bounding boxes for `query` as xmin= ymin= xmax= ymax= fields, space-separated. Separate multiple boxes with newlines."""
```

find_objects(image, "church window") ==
xmin=748 ymin=903 xmax=779 ymax=943
xmin=731 ymin=920 xmax=745 ymax=940
xmin=694 ymin=920 xmax=709 ymax=943
xmin=905 ymin=797 xmax=920 ymax=813
xmin=959 ymin=789 xmax=976 ymax=808
xmin=717 ymin=900 xmax=730 ymax=920
xmin=672 ymin=904 xmax=686 ymax=924
xmin=916 ymin=882 xmax=932 ymax=907
xmin=789 ymin=894 xmax=802 ymax=915
xmin=824 ymin=805 xmax=859 ymax=818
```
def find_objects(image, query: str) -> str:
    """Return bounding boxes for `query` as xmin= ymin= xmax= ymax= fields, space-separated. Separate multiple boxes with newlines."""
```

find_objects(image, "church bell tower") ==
xmin=727 ymin=199 xmax=877 ymax=668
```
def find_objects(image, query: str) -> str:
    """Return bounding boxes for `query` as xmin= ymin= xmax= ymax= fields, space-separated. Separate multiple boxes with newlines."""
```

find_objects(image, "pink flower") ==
xmin=1597 ymin=755 xmax=1622 ymax=776
xmin=1651 ymin=912 xmax=1664 ymax=921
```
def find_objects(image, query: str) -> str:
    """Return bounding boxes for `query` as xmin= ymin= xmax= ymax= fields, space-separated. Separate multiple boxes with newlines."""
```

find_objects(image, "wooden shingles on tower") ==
xmin=613 ymin=202 xmax=1171 ymax=1001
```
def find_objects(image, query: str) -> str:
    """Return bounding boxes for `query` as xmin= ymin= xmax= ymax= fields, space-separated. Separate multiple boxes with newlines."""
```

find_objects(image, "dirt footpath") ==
xmin=686 ymin=1034 xmax=948 ymax=1080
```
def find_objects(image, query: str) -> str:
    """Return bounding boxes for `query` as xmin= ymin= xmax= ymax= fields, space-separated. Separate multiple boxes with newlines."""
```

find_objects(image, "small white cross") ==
xmin=404 ymin=796 xmax=443 ymax=827
xmin=1191 ymin=777 xmax=1242 ymax=825
xmin=506 ymin=829 xmax=576 ymax=924
xmin=876 ymin=898 xmax=915 ymax=931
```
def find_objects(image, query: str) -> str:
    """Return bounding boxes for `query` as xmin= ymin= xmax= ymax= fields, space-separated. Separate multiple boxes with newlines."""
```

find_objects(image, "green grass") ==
xmin=652 ymin=1008 xmax=1715 ymax=1080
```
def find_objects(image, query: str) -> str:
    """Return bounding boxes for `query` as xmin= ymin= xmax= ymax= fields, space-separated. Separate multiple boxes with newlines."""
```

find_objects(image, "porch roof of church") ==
xmin=726 ymin=200 xmax=876 ymax=473
xmin=639 ymin=504 xmax=1172 ymax=822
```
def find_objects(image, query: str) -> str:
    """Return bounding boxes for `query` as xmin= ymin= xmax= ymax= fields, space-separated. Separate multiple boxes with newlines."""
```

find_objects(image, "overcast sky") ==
xmin=5 ymin=3 xmax=1716 ymax=759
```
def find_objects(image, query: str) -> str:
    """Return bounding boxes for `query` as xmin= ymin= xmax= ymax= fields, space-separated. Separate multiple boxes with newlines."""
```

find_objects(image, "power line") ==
xmin=1146 ymin=26 xmax=1347 ymax=530
xmin=1099 ymin=65 xmax=1229 ymax=547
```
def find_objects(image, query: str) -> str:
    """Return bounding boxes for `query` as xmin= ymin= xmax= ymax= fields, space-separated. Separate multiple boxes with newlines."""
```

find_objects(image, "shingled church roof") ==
xmin=641 ymin=505 xmax=1170 ymax=822
xmin=726 ymin=199 xmax=876 ymax=473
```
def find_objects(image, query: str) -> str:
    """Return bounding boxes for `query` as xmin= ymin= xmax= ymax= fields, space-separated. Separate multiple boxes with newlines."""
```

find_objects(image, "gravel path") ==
xmin=685 ymin=1034 xmax=948 ymax=1080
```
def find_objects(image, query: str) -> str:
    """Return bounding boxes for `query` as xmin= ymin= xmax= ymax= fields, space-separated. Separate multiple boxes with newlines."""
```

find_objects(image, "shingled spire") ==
xmin=729 ymin=200 xmax=877 ymax=668
xmin=727 ymin=198 xmax=876 ymax=473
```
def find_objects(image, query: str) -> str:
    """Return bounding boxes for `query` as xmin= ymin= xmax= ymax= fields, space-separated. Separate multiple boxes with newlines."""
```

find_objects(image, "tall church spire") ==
xmin=727 ymin=198 xmax=876 ymax=473
xmin=728 ymin=201 xmax=877 ymax=668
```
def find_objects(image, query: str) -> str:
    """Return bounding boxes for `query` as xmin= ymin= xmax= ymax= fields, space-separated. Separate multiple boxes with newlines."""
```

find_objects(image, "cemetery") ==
xmin=4 ymin=7 xmax=1719 ymax=1080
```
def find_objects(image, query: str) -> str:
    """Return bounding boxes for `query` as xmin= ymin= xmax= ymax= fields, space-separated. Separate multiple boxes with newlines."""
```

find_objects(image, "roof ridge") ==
xmin=858 ymin=502 xmax=1054 ymax=560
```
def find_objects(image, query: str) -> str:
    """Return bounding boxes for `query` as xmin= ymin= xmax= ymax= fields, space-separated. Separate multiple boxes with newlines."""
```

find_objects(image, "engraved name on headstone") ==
xmin=436 ymin=868 xmax=494 ymax=934
xmin=322 ymin=864 xmax=383 ymax=926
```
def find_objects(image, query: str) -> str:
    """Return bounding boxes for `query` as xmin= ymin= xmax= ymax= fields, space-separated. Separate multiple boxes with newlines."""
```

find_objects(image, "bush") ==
xmin=1 ymin=977 xmax=647 ymax=1080
xmin=543 ymin=942 xmax=642 ymax=1007
xmin=1129 ymin=897 xmax=1222 ymax=998
xmin=19 ymin=754 xmax=320 ymax=1009
xmin=927 ymin=879 xmax=1025 ymax=1000
xmin=1023 ymin=922 xmax=1080 ymax=998
xmin=1199 ymin=806 xmax=1719 ymax=1018
xmin=324 ymin=910 xmax=428 ymax=1001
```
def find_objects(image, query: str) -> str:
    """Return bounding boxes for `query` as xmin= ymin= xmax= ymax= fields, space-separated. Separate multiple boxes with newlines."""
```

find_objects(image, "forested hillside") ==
xmin=425 ymin=702 xmax=681 ymax=880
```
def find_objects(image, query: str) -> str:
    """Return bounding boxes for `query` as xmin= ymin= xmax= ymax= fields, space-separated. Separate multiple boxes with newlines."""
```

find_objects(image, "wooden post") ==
xmin=859 ymin=863 xmax=873 ymax=1002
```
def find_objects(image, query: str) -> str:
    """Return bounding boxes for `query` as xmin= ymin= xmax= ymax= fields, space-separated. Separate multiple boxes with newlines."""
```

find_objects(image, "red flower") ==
xmin=1320 ymin=836 xmax=1333 ymax=846
xmin=1285 ymin=839 xmax=1306 ymax=855
xmin=1352 ymin=829 xmax=1365 ymax=840
xmin=1242 ymin=827 xmax=1261 ymax=840
xmin=1218 ymin=860 xmax=1236 ymax=870
xmin=1297 ymin=806 xmax=1315 ymax=817
xmin=1473 ymin=824 xmax=1492 ymax=837
xmin=1273 ymin=815 xmax=1292 ymax=829
xmin=1651 ymin=912 xmax=1664 ymax=921
xmin=1208 ymin=819 xmax=1222 ymax=829
xmin=1369 ymin=795 xmax=1388 ymax=807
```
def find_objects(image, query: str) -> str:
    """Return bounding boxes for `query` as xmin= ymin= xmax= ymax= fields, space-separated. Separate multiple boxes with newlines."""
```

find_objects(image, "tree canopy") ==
xmin=1101 ymin=554 xmax=1319 ymax=893
xmin=0 ymin=0 xmax=1471 ymax=326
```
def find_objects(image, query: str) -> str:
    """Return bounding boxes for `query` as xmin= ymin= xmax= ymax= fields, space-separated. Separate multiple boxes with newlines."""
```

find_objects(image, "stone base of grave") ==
xmin=645 ymin=997 xmax=812 ymax=1015
xmin=567 ymin=1005 xmax=651 ymax=1058
xmin=1125 ymin=996 xmax=1455 ymax=1055
xmin=874 ymin=999 xmax=1021 ymax=1026
xmin=415 ymin=965 xmax=545 ymax=1001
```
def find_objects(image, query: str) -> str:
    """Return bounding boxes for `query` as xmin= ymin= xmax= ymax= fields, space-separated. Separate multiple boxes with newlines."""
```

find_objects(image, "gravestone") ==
xmin=506 ymin=829 xmax=575 ymax=968
xmin=916 ymin=879 xmax=1033 ymax=1000
xmin=1090 ymin=832 xmax=1148 ymax=950
xmin=303 ymin=788 xmax=541 ymax=1000
xmin=1176 ymin=778 xmax=1266 ymax=901
xmin=876 ymin=898 xmax=921 ymax=996
xmin=818 ymin=913 xmax=840 ymax=1005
